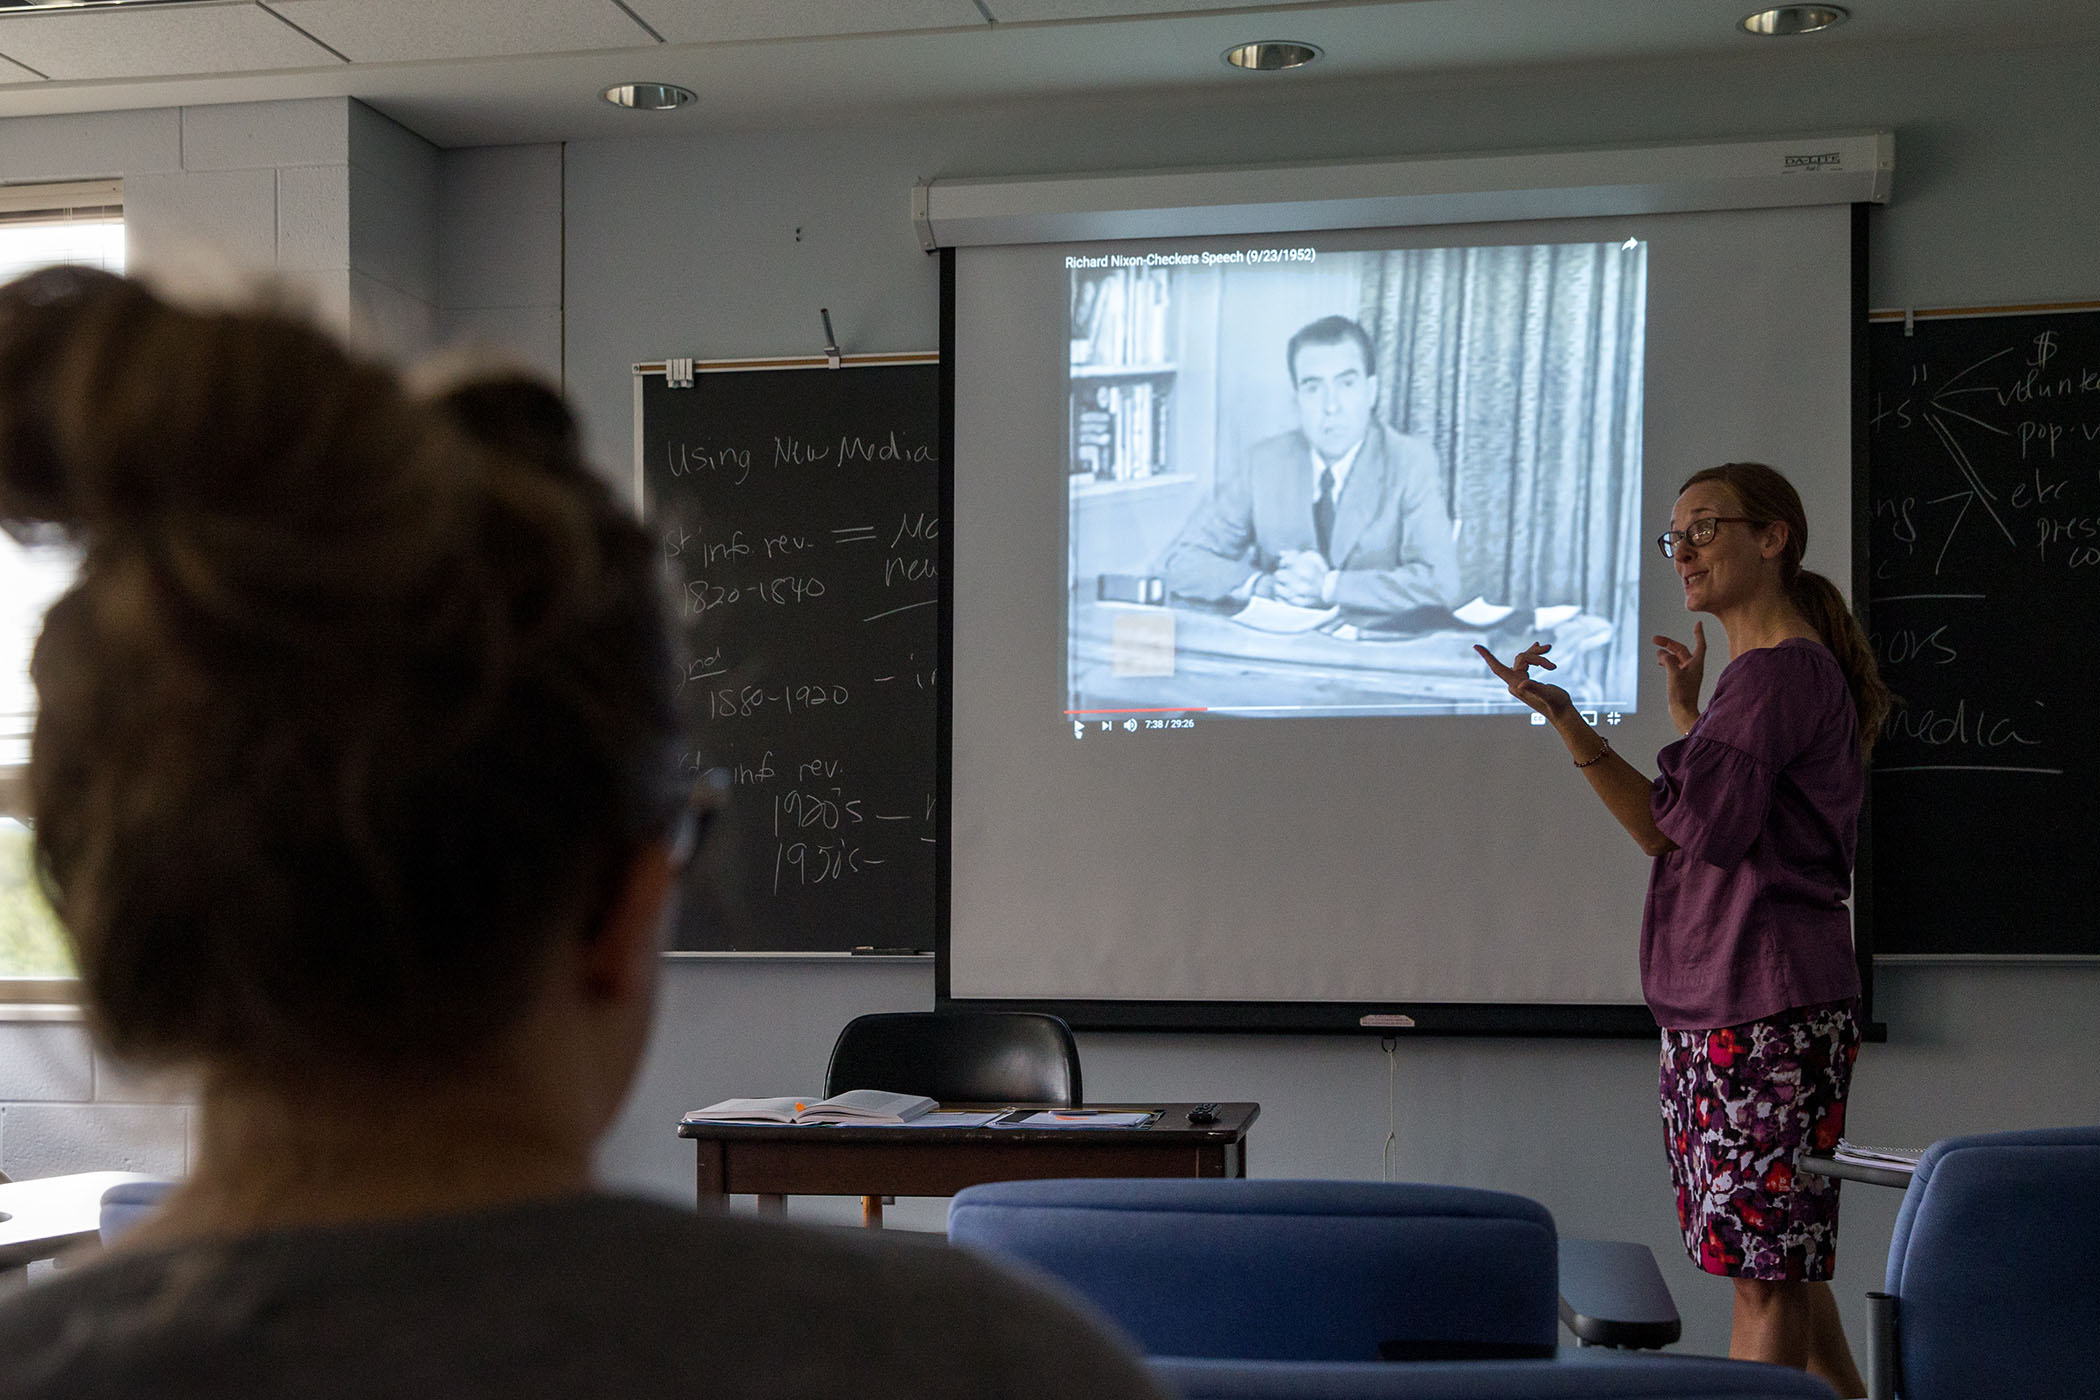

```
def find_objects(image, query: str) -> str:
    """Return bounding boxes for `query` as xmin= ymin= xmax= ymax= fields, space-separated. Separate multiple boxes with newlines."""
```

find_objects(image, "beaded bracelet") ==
xmin=1573 ymin=738 xmax=1611 ymax=769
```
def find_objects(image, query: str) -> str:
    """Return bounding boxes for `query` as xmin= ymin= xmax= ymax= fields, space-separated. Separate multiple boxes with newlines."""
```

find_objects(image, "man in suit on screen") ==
xmin=1163 ymin=314 xmax=1462 ymax=625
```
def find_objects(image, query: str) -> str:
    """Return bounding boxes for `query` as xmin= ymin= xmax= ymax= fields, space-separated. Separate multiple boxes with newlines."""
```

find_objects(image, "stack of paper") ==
xmin=1830 ymin=1138 xmax=1926 ymax=1168
xmin=991 ymin=1110 xmax=1157 ymax=1129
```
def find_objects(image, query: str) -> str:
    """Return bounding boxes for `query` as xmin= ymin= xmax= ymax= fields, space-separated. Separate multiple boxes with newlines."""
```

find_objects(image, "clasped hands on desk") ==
xmin=679 ymin=1102 xmax=1258 ymax=1226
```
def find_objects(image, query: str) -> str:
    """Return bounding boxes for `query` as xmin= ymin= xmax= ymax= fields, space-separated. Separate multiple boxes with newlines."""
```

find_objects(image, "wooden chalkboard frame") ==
xmin=634 ymin=352 xmax=941 ymax=961
xmin=1862 ymin=297 xmax=2100 ymax=963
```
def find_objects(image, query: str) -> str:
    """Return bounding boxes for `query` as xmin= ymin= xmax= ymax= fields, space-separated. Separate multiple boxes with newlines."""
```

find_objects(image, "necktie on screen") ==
xmin=1314 ymin=467 xmax=1336 ymax=561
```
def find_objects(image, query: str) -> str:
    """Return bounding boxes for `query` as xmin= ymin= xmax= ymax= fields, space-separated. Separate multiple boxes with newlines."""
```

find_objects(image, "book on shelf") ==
xmin=683 ymin=1089 xmax=938 ymax=1125
xmin=1072 ymin=264 xmax=1172 ymax=368
xmin=1070 ymin=379 xmax=1172 ymax=481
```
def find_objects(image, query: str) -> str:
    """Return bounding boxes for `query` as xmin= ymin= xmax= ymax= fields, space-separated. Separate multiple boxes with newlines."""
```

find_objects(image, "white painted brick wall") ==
xmin=352 ymin=269 xmax=439 ymax=358
xmin=439 ymin=144 xmax=561 ymax=310
xmin=0 ymin=1024 xmax=91 ymax=1104
xmin=0 ymin=1103 xmax=188 ymax=1180
xmin=123 ymin=166 xmax=282 ymax=273
xmin=0 ymin=1023 xmax=190 ymax=1183
xmin=438 ymin=304 xmax=562 ymax=382
xmin=349 ymin=101 xmax=438 ymax=211
xmin=346 ymin=102 xmax=439 ymax=362
xmin=180 ymin=98 xmax=348 ymax=173
xmin=275 ymin=163 xmax=354 ymax=274
xmin=0 ymin=108 xmax=179 ymax=182
xmin=349 ymin=160 xmax=438 ymax=306
xmin=436 ymin=142 xmax=563 ymax=383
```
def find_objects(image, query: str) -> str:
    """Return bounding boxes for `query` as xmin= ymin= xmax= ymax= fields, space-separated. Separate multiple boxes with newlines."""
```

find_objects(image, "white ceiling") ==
xmin=0 ymin=0 xmax=2090 ymax=149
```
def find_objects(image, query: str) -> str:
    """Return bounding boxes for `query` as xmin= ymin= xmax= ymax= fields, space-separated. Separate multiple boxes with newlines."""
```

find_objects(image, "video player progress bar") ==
xmin=1064 ymin=707 xmax=1210 ymax=715
xmin=1065 ymin=703 xmax=1562 ymax=715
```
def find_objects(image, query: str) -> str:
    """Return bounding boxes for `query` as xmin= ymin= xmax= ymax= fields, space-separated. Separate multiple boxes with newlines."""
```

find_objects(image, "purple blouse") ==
xmin=1642 ymin=638 xmax=1864 ymax=1030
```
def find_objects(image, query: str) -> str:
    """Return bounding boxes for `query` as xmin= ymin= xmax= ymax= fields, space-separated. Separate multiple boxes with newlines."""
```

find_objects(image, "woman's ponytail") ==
xmin=1789 ymin=567 xmax=1892 ymax=760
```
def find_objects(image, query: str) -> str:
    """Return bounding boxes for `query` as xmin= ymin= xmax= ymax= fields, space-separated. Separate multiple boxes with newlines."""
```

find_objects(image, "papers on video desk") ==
xmin=1452 ymin=596 xmax=1515 ymax=627
xmin=1231 ymin=597 xmax=1339 ymax=633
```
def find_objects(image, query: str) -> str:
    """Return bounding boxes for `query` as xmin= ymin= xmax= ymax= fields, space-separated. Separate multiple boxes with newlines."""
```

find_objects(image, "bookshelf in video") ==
xmin=1070 ymin=264 xmax=1181 ymax=492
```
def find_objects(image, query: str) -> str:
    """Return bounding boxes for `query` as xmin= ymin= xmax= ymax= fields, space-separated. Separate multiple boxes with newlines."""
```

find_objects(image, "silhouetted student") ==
xmin=0 ymin=267 xmax=1163 ymax=1400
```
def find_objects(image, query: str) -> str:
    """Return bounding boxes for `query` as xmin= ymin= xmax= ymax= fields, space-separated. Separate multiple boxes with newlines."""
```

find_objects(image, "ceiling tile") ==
xmin=622 ymin=0 xmax=985 ymax=46
xmin=0 ymin=3 xmax=339 ymax=82
xmin=266 ymin=0 xmax=657 ymax=64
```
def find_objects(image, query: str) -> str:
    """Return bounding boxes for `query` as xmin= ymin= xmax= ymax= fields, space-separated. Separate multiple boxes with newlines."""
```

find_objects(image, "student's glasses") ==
xmin=1655 ymin=516 xmax=1760 ymax=559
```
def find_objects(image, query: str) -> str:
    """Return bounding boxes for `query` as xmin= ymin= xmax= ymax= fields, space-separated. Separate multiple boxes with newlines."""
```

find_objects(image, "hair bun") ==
xmin=0 ymin=265 xmax=143 ymax=535
xmin=427 ymin=370 xmax=581 ymax=477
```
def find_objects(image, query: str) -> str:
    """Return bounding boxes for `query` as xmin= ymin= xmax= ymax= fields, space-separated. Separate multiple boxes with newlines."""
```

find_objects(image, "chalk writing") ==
xmin=642 ymin=362 xmax=939 ymax=951
xmin=1867 ymin=311 xmax=2098 ymax=955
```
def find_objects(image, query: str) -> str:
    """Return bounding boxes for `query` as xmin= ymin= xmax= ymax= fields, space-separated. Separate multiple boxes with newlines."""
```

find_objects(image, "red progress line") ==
xmin=1063 ymin=707 xmax=1210 ymax=714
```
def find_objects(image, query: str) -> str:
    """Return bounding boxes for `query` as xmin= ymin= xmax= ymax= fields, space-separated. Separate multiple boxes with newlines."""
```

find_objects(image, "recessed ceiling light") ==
xmin=602 ymin=82 xmax=695 ymax=111
xmin=1223 ymin=41 xmax=1322 ymax=72
xmin=1739 ymin=6 xmax=1850 ymax=37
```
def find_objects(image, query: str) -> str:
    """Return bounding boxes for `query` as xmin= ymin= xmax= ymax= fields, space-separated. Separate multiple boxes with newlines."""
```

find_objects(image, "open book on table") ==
xmin=684 ymin=1089 xmax=937 ymax=1125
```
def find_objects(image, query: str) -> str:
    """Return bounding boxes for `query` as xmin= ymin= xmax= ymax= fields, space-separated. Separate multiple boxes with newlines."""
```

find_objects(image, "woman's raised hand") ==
xmin=1651 ymin=620 xmax=1706 ymax=734
xmin=1475 ymin=641 xmax=1574 ymax=723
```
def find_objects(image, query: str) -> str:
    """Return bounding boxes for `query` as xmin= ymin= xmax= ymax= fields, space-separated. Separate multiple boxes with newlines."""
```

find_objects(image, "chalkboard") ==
xmin=635 ymin=357 xmax=940 ymax=953
xmin=1865 ymin=305 xmax=2100 ymax=957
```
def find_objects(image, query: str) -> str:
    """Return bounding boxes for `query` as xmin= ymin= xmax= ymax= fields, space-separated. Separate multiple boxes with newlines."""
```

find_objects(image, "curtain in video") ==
xmin=1360 ymin=244 xmax=1646 ymax=677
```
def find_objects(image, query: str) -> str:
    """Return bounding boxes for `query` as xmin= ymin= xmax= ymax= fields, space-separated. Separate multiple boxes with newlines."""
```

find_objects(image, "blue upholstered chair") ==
xmin=98 ymin=1178 xmax=176 ymax=1243
xmin=1867 ymin=1125 xmax=2100 ymax=1400
xmin=948 ymin=1178 xmax=1560 ymax=1362
xmin=1150 ymin=1355 xmax=1835 ymax=1399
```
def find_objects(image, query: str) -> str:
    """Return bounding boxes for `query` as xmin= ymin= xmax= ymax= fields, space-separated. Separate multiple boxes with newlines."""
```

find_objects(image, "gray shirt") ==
xmin=0 ymin=1193 xmax=1167 ymax=1399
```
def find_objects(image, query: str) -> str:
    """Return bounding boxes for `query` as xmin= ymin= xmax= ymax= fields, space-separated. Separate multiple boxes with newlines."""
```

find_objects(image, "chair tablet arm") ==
xmin=1557 ymin=1239 xmax=1682 ymax=1350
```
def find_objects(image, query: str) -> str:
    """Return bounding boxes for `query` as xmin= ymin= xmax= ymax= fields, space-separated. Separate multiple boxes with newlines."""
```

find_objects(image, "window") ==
xmin=0 ymin=181 xmax=123 ymax=997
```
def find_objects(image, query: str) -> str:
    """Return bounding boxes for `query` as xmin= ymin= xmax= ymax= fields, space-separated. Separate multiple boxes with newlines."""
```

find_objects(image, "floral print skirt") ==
xmin=1659 ymin=998 xmax=1861 ymax=1281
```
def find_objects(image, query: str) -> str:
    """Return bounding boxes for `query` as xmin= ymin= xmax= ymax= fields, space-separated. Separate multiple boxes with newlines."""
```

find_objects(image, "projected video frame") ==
xmin=1064 ymin=240 xmax=1648 ymax=720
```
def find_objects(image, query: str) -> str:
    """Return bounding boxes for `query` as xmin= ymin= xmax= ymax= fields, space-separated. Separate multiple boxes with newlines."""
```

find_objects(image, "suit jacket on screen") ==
xmin=1162 ymin=422 xmax=1463 ymax=621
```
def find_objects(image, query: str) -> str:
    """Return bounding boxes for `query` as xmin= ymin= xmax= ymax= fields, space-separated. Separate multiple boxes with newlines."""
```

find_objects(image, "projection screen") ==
xmin=941 ymin=185 xmax=1866 ymax=1034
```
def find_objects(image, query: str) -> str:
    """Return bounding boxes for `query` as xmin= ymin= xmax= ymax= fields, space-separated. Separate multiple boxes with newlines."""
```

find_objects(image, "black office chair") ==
xmin=825 ymin=1010 xmax=1082 ymax=1105
xmin=825 ymin=1011 xmax=1082 ymax=1225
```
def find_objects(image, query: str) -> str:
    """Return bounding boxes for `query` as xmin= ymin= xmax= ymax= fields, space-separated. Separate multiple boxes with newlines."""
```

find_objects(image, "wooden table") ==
xmin=679 ymin=1103 xmax=1258 ymax=1225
